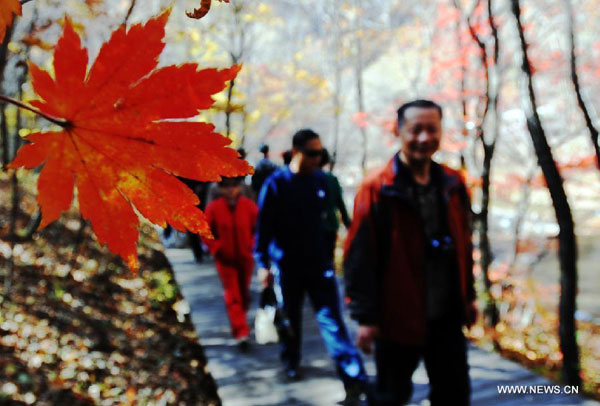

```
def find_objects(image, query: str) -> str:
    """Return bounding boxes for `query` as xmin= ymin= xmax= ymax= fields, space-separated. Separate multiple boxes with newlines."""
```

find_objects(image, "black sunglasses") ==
xmin=303 ymin=149 xmax=324 ymax=158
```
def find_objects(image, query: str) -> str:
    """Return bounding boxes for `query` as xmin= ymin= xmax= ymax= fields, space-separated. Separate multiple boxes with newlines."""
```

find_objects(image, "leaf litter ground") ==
xmin=0 ymin=172 xmax=221 ymax=406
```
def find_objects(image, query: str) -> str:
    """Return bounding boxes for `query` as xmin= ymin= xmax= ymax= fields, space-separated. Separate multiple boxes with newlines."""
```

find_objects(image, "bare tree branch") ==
xmin=563 ymin=0 xmax=600 ymax=169
xmin=0 ymin=94 xmax=69 ymax=127
xmin=122 ymin=0 xmax=137 ymax=26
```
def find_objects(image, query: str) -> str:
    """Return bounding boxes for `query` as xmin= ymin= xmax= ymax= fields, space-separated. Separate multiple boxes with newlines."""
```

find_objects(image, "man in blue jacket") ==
xmin=255 ymin=129 xmax=367 ymax=404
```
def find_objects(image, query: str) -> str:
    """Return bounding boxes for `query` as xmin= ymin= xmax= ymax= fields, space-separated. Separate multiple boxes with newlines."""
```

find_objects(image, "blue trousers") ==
xmin=273 ymin=265 xmax=367 ymax=389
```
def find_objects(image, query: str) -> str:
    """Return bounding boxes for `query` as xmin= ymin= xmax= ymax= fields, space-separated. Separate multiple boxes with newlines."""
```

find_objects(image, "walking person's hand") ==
xmin=356 ymin=325 xmax=379 ymax=354
xmin=258 ymin=267 xmax=273 ymax=288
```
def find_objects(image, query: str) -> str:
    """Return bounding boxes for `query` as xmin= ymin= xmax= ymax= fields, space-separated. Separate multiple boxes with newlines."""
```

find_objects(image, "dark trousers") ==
xmin=274 ymin=265 xmax=367 ymax=389
xmin=187 ymin=231 xmax=204 ymax=262
xmin=372 ymin=317 xmax=470 ymax=406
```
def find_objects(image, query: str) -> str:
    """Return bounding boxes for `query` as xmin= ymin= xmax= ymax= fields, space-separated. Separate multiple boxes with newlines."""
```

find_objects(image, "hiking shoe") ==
xmin=342 ymin=383 xmax=366 ymax=406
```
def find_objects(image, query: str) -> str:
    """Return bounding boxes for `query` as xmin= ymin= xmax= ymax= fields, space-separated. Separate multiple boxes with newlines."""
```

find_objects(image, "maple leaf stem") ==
xmin=0 ymin=93 xmax=70 ymax=128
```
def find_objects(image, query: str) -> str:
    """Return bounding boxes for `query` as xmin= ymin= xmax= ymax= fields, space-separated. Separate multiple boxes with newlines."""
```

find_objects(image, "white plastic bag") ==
xmin=254 ymin=305 xmax=279 ymax=344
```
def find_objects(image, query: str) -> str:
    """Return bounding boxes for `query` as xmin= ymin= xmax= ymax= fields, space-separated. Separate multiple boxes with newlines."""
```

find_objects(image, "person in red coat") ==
xmin=205 ymin=177 xmax=258 ymax=350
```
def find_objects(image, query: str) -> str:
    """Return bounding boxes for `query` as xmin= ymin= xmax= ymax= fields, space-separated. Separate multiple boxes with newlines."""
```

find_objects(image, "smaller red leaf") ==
xmin=186 ymin=0 xmax=230 ymax=20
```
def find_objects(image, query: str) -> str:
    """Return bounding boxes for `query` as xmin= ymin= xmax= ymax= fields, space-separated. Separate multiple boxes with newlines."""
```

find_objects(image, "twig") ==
xmin=563 ymin=0 xmax=600 ymax=169
xmin=0 ymin=94 xmax=69 ymax=128
xmin=22 ymin=209 xmax=42 ymax=240
xmin=123 ymin=0 xmax=137 ymax=26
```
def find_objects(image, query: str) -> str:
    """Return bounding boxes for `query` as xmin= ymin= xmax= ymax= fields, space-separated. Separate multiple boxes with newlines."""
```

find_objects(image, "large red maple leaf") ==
xmin=8 ymin=11 xmax=251 ymax=271
xmin=0 ymin=0 xmax=21 ymax=42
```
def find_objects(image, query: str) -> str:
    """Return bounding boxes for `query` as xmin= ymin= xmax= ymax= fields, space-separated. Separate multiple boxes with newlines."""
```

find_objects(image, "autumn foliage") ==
xmin=8 ymin=11 xmax=251 ymax=271
xmin=186 ymin=0 xmax=230 ymax=20
xmin=0 ymin=0 xmax=21 ymax=42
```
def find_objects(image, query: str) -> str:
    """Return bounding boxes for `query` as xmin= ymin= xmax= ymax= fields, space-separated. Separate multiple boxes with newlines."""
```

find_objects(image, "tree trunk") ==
xmin=0 ymin=22 xmax=13 ymax=84
xmin=480 ymin=0 xmax=502 ymax=327
xmin=510 ymin=167 xmax=536 ymax=268
xmin=458 ymin=0 xmax=501 ymax=326
xmin=0 ymin=23 xmax=14 ymax=168
xmin=511 ymin=0 xmax=580 ymax=387
xmin=22 ymin=209 xmax=42 ymax=240
xmin=9 ymin=171 xmax=19 ymax=237
xmin=224 ymin=2 xmax=245 ymax=141
xmin=479 ymin=142 xmax=498 ymax=325
xmin=563 ymin=0 xmax=599 ymax=169
xmin=331 ymin=75 xmax=341 ymax=171
xmin=239 ymin=110 xmax=248 ymax=148
xmin=9 ymin=94 xmax=24 ymax=239
xmin=224 ymin=75 xmax=236 ymax=139
xmin=1 ymin=104 xmax=8 ymax=167
xmin=330 ymin=0 xmax=342 ymax=171
xmin=7 ymin=9 xmax=35 ymax=240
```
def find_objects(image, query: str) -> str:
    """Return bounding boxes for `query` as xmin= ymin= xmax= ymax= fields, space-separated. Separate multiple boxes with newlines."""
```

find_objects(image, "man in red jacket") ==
xmin=344 ymin=100 xmax=477 ymax=405
xmin=205 ymin=177 xmax=258 ymax=350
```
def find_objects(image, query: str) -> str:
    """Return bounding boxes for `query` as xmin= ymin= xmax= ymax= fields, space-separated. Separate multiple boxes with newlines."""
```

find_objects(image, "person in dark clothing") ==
xmin=319 ymin=148 xmax=352 ymax=269
xmin=282 ymin=149 xmax=293 ymax=166
xmin=255 ymin=129 xmax=367 ymax=405
xmin=168 ymin=178 xmax=209 ymax=262
xmin=344 ymin=100 xmax=477 ymax=406
xmin=251 ymin=143 xmax=278 ymax=196
xmin=237 ymin=147 xmax=248 ymax=160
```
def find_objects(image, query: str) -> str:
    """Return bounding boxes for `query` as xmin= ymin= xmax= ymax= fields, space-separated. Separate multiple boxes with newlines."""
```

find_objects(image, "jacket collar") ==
xmin=380 ymin=153 xmax=462 ymax=202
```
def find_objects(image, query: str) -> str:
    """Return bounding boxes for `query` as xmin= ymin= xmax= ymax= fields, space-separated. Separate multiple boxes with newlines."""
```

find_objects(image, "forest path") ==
xmin=166 ymin=248 xmax=598 ymax=406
